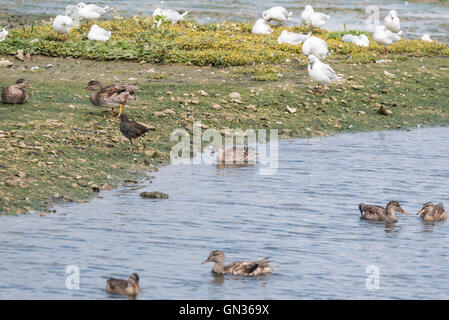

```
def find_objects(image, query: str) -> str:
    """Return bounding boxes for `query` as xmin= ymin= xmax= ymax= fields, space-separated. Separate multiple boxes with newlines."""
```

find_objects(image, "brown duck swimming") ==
xmin=202 ymin=250 xmax=273 ymax=276
xmin=417 ymin=202 xmax=447 ymax=222
xmin=359 ymin=201 xmax=407 ymax=223
xmin=119 ymin=114 xmax=150 ymax=149
xmin=84 ymin=80 xmax=138 ymax=118
xmin=215 ymin=146 xmax=257 ymax=164
xmin=1 ymin=79 xmax=32 ymax=104
xmin=106 ymin=273 xmax=140 ymax=296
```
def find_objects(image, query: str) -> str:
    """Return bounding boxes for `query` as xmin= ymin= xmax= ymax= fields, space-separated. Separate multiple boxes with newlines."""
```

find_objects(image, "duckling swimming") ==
xmin=359 ymin=201 xmax=407 ymax=223
xmin=417 ymin=202 xmax=447 ymax=222
xmin=1 ymin=79 xmax=32 ymax=104
xmin=106 ymin=273 xmax=140 ymax=297
xmin=202 ymin=250 xmax=273 ymax=276
xmin=84 ymin=80 xmax=138 ymax=118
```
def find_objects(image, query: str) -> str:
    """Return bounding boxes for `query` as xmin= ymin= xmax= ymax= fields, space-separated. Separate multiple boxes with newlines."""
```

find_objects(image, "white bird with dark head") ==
xmin=307 ymin=55 xmax=341 ymax=94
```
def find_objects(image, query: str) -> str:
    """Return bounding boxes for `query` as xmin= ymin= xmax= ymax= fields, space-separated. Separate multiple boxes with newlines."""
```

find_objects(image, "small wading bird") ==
xmin=202 ymin=250 xmax=273 ymax=276
xmin=106 ymin=273 xmax=140 ymax=297
xmin=84 ymin=80 xmax=138 ymax=118
xmin=1 ymin=79 xmax=32 ymax=104
xmin=307 ymin=54 xmax=341 ymax=94
xmin=359 ymin=201 xmax=407 ymax=224
xmin=417 ymin=202 xmax=447 ymax=222
xmin=119 ymin=114 xmax=150 ymax=150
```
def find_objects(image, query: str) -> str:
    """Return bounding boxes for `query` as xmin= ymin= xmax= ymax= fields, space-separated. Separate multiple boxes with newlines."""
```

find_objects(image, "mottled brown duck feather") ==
xmin=1 ymin=79 xmax=31 ymax=104
xmin=359 ymin=201 xmax=407 ymax=223
xmin=417 ymin=202 xmax=447 ymax=222
xmin=106 ymin=273 xmax=140 ymax=296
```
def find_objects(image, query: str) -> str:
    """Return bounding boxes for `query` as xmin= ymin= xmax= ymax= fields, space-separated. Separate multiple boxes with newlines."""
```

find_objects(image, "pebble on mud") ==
xmin=140 ymin=191 xmax=169 ymax=199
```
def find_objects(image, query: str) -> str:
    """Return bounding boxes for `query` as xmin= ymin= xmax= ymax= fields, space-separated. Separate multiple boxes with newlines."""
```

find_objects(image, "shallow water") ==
xmin=2 ymin=0 xmax=449 ymax=41
xmin=1 ymin=126 xmax=449 ymax=299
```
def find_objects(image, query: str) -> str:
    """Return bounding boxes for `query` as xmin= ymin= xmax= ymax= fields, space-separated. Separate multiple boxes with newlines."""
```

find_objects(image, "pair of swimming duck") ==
xmin=108 ymin=250 xmax=273 ymax=297
xmin=359 ymin=201 xmax=447 ymax=223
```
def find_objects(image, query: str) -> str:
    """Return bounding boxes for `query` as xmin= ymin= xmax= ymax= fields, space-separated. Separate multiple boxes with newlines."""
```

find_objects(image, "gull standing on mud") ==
xmin=251 ymin=18 xmax=272 ymax=35
xmin=384 ymin=10 xmax=400 ymax=33
xmin=300 ymin=5 xmax=330 ymax=29
xmin=202 ymin=250 xmax=273 ymax=276
xmin=373 ymin=25 xmax=402 ymax=55
xmin=307 ymin=55 xmax=341 ymax=94
xmin=262 ymin=6 xmax=292 ymax=23
xmin=302 ymin=35 xmax=329 ymax=60
xmin=153 ymin=8 xmax=189 ymax=23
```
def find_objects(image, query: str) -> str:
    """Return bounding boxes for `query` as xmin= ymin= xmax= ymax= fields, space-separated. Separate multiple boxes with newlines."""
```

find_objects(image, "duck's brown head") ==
xmin=84 ymin=80 xmax=102 ymax=91
xmin=16 ymin=79 xmax=32 ymax=89
xmin=417 ymin=202 xmax=435 ymax=216
xmin=202 ymin=250 xmax=225 ymax=264
xmin=387 ymin=201 xmax=407 ymax=215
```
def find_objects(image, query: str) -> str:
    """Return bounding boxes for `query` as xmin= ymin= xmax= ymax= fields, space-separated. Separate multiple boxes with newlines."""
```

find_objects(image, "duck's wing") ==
xmin=359 ymin=204 xmax=385 ymax=219
xmin=130 ymin=120 xmax=150 ymax=136
xmin=106 ymin=278 xmax=128 ymax=290
xmin=225 ymin=258 xmax=272 ymax=276
xmin=434 ymin=204 xmax=446 ymax=220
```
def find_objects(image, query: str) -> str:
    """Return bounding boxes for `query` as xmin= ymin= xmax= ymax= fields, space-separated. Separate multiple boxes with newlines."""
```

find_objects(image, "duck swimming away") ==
xmin=417 ymin=202 xmax=447 ymax=222
xmin=106 ymin=273 xmax=140 ymax=297
xmin=359 ymin=201 xmax=407 ymax=223
xmin=202 ymin=250 xmax=273 ymax=276
xmin=2 ymin=79 xmax=32 ymax=104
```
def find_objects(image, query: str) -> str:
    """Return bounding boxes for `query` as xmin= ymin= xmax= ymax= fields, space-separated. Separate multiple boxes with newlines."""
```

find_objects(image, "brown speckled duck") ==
xmin=106 ymin=273 xmax=140 ymax=296
xmin=84 ymin=80 xmax=138 ymax=118
xmin=359 ymin=201 xmax=407 ymax=223
xmin=1 ymin=79 xmax=32 ymax=104
xmin=202 ymin=250 xmax=273 ymax=276
xmin=215 ymin=146 xmax=257 ymax=164
xmin=417 ymin=202 xmax=447 ymax=222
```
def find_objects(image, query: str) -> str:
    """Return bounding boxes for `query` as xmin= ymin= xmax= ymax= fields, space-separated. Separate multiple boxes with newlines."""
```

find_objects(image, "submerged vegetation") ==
xmin=0 ymin=16 xmax=448 ymax=66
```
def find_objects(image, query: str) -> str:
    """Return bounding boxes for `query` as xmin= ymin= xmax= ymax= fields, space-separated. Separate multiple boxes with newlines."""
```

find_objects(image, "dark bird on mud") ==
xmin=417 ymin=202 xmax=447 ymax=222
xmin=84 ymin=80 xmax=138 ymax=118
xmin=1 ymin=79 xmax=32 ymax=104
xmin=202 ymin=250 xmax=273 ymax=276
xmin=106 ymin=273 xmax=140 ymax=297
xmin=119 ymin=114 xmax=150 ymax=149
xmin=358 ymin=201 xmax=407 ymax=223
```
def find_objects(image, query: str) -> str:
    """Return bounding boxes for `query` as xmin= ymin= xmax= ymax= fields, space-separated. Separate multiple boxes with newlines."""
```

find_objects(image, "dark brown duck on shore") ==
xmin=417 ymin=202 xmax=447 ymax=222
xmin=119 ymin=114 xmax=150 ymax=149
xmin=202 ymin=250 xmax=273 ymax=276
xmin=358 ymin=201 xmax=407 ymax=223
xmin=84 ymin=80 xmax=138 ymax=118
xmin=106 ymin=273 xmax=140 ymax=297
xmin=1 ymin=79 xmax=32 ymax=104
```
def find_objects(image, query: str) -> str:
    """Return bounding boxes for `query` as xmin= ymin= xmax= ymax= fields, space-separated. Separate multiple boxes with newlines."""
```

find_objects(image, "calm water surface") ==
xmin=1 ymin=127 xmax=449 ymax=299
xmin=2 ymin=0 xmax=449 ymax=41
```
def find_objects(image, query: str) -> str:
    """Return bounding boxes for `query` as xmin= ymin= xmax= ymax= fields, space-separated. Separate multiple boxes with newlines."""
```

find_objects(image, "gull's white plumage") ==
xmin=88 ymin=24 xmax=111 ymax=41
xmin=302 ymin=36 xmax=328 ymax=60
xmin=153 ymin=8 xmax=189 ymax=23
xmin=277 ymin=30 xmax=311 ymax=45
xmin=52 ymin=15 xmax=75 ymax=34
xmin=307 ymin=54 xmax=341 ymax=92
xmin=300 ymin=5 xmax=329 ymax=28
xmin=421 ymin=34 xmax=433 ymax=42
xmin=342 ymin=34 xmax=369 ymax=47
xmin=0 ymin=26 xmax=8 ymax=42
xmin=373 ymin=25 xmax=401 ymax=46
xmin=384 ymin=10 xmax=400 ymax=33
xmin=251 ymin=19 xmax=272 ymax=35
xmin=76 ymin=2 xmax=111 ymax=22
xmin=262 ymin=6 xmax=292 ymax=23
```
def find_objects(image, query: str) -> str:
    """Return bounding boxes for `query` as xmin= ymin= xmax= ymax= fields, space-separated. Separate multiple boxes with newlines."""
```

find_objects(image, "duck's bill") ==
xmin=25 ymin=84 xmax=32 ymax=88
xmin=417 ymin=209 xmax=425 ymax=216
xmin=401 ymin=210 xmax=407 ymax=215
xmin=201 ymin=259 xmax=210 ymax=264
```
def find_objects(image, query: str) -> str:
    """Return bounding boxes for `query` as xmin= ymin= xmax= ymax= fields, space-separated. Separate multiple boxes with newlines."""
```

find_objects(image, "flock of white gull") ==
xmin=0 ymin=4 xmax=438 ymax=93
